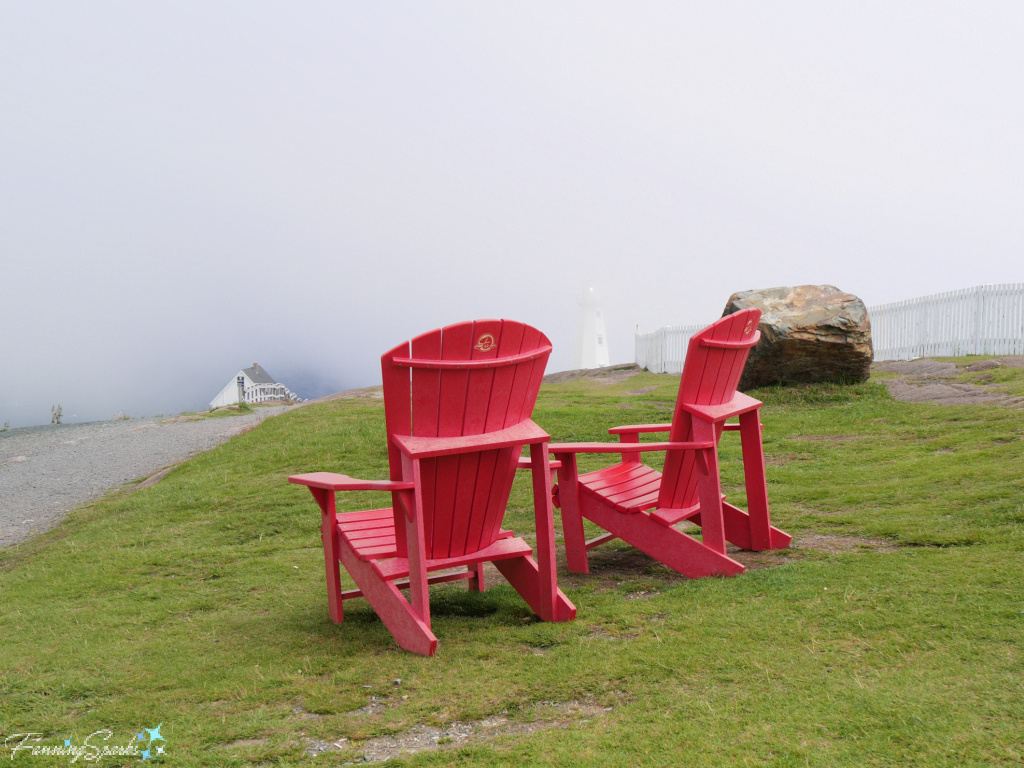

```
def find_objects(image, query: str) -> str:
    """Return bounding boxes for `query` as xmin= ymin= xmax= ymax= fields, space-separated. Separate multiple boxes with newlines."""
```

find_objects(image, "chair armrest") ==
xmin=288 ymin=472 xmax=415 ymax=492
xmin=607 ymin=423 xmax=672 ymax=435
xmin=549 ymin=440 xmax=713 ymax=455
xmin=681 ymin=392 xmax=762 ymax=421
xmin=392 ymin=419 xmax=549 ymax=459
xmin=516 ymin=456 xmax=562 ymax=470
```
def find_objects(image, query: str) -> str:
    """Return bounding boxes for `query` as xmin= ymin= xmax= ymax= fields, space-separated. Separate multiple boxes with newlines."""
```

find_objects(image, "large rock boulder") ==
xmin=722 ymin=285 xmax=873 ymax=389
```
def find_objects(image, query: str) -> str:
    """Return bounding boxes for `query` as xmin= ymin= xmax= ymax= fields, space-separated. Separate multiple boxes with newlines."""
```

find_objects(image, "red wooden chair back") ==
xmin=381 ymin=320 xmax=552 ymax=560
xmin=658 ymin=308 xmax=762 ymax=509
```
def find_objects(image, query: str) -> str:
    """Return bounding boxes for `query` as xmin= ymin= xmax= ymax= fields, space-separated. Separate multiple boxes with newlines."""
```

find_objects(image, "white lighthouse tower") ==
xmin=573 ymin=286 xmax=610 ymax=369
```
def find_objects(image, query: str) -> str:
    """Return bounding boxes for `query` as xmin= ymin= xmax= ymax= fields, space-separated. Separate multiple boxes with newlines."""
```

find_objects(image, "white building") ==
xmin=573 ymin=286 xmax=611 ymax=369
xmin=209 ymin=363 xmax=300 ymax=409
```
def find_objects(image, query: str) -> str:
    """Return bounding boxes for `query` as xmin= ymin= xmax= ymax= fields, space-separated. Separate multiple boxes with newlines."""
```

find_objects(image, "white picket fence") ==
xmin=870 ymin=284 xmax=1024 ymax=361
xmin=245 ymin=382 xmax=299 ymax=404
xmin=635 ymin=284 xmax=1024 ymax=372
xmin=634 ymin=323 xmax=706 ymax=375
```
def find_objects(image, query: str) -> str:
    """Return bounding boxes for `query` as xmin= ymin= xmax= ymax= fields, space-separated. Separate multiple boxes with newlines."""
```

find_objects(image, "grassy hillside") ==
xmin=2 ymin=368 xmax=1022 ymax=766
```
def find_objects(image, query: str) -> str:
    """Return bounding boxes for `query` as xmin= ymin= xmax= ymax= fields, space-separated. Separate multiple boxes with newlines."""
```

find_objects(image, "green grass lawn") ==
xmin=2 ymin=367 xmax=1023 ymax=766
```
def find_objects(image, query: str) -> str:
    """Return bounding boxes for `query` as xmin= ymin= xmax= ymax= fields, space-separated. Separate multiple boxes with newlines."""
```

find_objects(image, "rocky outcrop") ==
xmin=722 ymin=285 xmax=873 ymax=389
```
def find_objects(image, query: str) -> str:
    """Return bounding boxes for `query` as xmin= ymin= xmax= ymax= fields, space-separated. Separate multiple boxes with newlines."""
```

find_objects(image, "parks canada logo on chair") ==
xmin=473 ymin=333 xmax=496 ymax=352
xmin=4 ymin=724 xmax=167 ymax=762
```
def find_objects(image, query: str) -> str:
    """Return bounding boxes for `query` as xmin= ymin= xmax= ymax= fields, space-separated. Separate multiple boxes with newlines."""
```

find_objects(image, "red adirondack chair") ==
xmin=551 ymin=309 xmax=791 ymax=579
xmin=289 ymin=320 xmax=576 ymax=655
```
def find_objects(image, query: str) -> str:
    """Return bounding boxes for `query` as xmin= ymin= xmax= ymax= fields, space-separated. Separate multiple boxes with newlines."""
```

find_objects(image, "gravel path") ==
xmin=0 ymin=407 xmax=293 ymax=549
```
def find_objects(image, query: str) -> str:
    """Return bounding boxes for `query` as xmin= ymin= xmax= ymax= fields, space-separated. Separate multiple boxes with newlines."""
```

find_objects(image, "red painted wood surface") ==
xmin=552 ymin=309 xmax=792 ymax=579
xmin=289 ymin=319 xmax=575 ymax=655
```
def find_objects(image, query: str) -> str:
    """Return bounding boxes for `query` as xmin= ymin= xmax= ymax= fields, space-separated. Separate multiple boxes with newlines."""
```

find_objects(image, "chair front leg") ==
xmin=692 ymin=419 xmax=727 ymax=555
xmin=401 ymin=455 xmax=431 ymax=629
xmin=528 ymin=441 xmax=558 ymax=621
xmin=308 ymin=487 xmax=344 ymax=623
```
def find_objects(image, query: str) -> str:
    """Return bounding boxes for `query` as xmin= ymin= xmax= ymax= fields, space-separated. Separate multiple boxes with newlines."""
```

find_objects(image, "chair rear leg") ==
xmin=494 ymin=555 xmax=577 ymax=622
xmin=722 ymin=502 xmax=793 ymax=551
xmin=467 ymin=562 xmax=486 ymax=592
xmin=738 ymin=409 xmax=775 ymax=550
xmin=554 ymin=455 xmax=590 ymax=574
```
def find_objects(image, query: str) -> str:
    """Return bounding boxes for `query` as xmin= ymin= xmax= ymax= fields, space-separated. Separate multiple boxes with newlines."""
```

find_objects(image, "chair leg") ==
xmin=579 ymin=494 xmax=744 ymax=578
xmin=337 ymin=547 xmax=438 ymax=656
xmin=467 ymin=562 xmax=486 ymax=592
xmin=554 ymin=454 xmax=590 ymax=574
xmin=529 ymin=442 xmax=559 ymax=620
xmin=739 ymin=409 xmax=775 ymax=550
xmin=309 ymin=488 xmax=344 ymax=623
xmin=692 ymin=421 xmax=727 ymax=555
xmin=722 ymin=502 xmax=793 ymax=551
xmin=493 ymin=555 xmax=577 ymax=622
xmin=401 ymin=464 xmax=432 ymax=633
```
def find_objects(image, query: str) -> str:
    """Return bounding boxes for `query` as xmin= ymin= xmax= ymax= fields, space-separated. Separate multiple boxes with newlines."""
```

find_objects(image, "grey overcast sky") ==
xmin=2 ymin=2 xmax=1022 ymax=427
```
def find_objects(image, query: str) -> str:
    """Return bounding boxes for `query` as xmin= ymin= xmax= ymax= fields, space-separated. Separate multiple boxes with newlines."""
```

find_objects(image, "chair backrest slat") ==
xmin=463 ymin=449 xmax=502 ymax=553
xmin=477 ymin=446 xmax=520 ymax=552
xmin=410 ymin=329 xmax=443 ymax=437
xmin=382 ymin=340 xmax=412 ymax=496
xmin=437 ymin=322 xmax=474 ymax=437
xmin=658 ymin=309 xmax=761 ymax=510
xmin=381 ymin=320 xmax=552 ymax=559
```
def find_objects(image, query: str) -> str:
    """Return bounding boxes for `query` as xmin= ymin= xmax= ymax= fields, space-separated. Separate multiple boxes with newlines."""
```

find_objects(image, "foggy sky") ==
xmin=3 ymin=2 xmax=1023 ymax=428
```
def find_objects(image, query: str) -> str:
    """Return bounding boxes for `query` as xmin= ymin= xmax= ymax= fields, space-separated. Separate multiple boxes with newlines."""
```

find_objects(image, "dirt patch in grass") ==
xmin=729 ymin=547 xmax=793 ymax=570
xmin=448 ymin=526 xmax=898 ymax=595
xmin=873 ymin=357 xmax=1024 ymax=407
xmin=625 ymin=385 xmax=659 ymax=396
xmin=789 ymin=434 xmax=865 ymax=443
xmin=296 ymin=385 xmax=385 ymax=406
xmin=793 ymin=533 xmax=899 ymax=554
xmin=555 ymin=535 xmax=803 ymax=588
xmin=623 ymin=589 xmax=660 ymax=599
xmin=543 ymin=364 xmax=643 ymax=385
xmin=305 ymin=700 xmax=613 ymax=761
xmin=764 ymin=453 xmax=794 ymax=465
xmin=559 ymin=545 xmax=690 ymax=591
xmin=549 ymin=529 xmax=902 ymax=587
xmin=221 ymin=738 xmax=268 ymax=750
xmin=347 ymin=698 xmax=388 ymax=716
